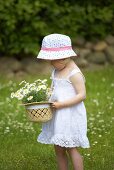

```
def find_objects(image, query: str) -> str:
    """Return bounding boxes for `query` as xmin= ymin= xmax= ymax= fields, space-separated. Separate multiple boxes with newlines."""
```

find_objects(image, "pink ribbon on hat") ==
xmin=41 ymin=46 xmax=72 ymax=51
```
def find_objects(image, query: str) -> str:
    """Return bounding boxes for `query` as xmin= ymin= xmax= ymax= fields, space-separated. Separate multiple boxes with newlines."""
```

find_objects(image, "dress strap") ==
xmin=50 ymin=69 xmax=55 ymax=79
xmin=50 ymin=69 xmax=56 ymax=89
xmin=67 ymin=68 xmax=86 ymax=83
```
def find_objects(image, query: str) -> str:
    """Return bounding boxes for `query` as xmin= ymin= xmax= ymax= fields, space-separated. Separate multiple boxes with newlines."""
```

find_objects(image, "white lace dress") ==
xmin=37 ymin=68 xmax=90 ymax=148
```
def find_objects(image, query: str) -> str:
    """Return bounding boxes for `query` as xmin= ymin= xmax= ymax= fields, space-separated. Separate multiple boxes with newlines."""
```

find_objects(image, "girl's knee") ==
xmin=66 ymin=147 xmax=78 ymax=154
xmin=54 ymin=145 xmax=67 ymax=155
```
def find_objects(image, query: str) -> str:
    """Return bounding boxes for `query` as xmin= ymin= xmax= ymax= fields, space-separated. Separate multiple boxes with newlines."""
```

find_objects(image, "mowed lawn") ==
xmin=0 ymin=66 xmax=114 ymax=170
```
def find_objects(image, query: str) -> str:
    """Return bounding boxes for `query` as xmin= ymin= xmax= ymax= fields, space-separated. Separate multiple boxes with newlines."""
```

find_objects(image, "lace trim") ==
xmin=37 ymin=133 xmax=90 ymax=148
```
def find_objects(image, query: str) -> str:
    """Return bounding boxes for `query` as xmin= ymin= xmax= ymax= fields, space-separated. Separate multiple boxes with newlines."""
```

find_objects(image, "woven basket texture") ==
xmin=26 ymin=105 xmax=53 ymax=122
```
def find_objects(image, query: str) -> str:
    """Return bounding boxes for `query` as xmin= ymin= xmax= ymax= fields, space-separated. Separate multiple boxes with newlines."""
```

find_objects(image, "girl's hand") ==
xmin=51 ymin=102 xmax=64 ymax=109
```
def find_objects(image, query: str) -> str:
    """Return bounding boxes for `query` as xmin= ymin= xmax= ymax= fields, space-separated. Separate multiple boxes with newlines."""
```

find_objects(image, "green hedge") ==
xmin=0 ymin=0 xmax=114 ymax=56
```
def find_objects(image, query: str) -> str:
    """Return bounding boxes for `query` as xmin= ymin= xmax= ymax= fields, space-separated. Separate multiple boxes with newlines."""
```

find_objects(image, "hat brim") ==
xmin=37 ymin=49 xmax=77 ymax=60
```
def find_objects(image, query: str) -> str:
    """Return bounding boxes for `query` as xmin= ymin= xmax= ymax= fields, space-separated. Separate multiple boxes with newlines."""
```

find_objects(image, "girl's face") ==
xmin=51 ymin=59 xmax=68 ymax=70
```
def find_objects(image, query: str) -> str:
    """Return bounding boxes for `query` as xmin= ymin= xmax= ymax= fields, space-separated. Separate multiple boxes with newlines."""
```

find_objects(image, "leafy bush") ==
xmin=0 ymin=0 xmax=114 ymax=56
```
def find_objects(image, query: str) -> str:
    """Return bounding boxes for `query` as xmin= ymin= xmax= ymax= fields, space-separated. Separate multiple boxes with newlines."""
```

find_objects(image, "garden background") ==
xmin=0 ymin=0 xmax=114 ymax=169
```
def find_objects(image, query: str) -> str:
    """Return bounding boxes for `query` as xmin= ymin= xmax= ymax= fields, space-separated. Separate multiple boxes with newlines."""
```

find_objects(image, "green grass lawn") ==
xmin=0 ymin=66 xmax=114 ymax=170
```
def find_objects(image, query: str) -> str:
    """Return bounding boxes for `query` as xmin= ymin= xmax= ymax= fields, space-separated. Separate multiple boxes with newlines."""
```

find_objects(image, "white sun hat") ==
xmin=37 ymin=33 xmax=77 ymax=60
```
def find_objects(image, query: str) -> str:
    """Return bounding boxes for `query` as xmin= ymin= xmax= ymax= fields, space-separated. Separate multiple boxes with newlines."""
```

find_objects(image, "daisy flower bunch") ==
xmin=11 ymin=79 xmax=52 ymax=104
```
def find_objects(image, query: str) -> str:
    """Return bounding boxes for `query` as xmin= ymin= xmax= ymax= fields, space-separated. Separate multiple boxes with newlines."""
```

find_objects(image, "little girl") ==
xmin=37 ymin=34 xmax=90 ymax=170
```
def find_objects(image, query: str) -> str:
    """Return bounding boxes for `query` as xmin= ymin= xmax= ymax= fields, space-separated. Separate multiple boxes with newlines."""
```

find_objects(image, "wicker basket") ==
xmin=21 ymin=102 xmax=53 ymax=122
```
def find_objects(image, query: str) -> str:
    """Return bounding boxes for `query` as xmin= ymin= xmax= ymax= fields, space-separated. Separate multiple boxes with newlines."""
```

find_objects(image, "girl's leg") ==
xmin=54 ymin=145 xmax=69 ymax=170
xmin=67 ymin=147 xmax=83 ymax=170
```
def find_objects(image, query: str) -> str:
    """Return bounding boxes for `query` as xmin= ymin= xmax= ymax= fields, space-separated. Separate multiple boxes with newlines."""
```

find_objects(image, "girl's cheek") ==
xmin=51 ymin=63 xmax=57 ymax=68
xmin=51 ymin=62 xmax=59 ymax=68
xmin=51 ymin=61 xmax=65 ymax=69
